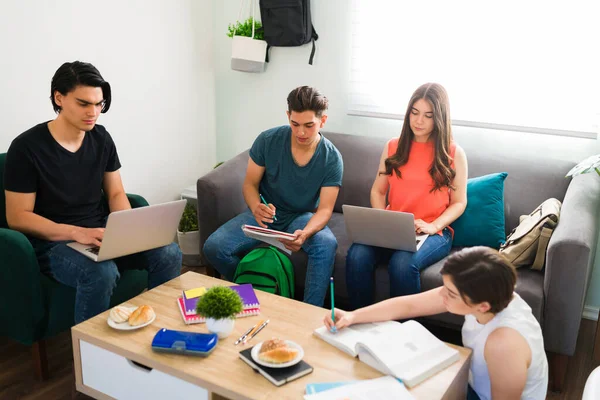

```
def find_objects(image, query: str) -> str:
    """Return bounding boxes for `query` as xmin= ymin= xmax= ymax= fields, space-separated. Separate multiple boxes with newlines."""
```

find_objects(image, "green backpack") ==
xmin=233 ymin=246 xmax=295 ymax=298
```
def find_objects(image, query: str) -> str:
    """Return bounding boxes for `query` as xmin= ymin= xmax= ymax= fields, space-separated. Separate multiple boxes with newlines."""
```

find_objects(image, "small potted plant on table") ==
xmin=196 ymin=286 xmax=243 ymax=339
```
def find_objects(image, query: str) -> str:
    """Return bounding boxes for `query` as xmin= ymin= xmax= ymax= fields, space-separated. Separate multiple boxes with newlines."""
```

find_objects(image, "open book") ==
xmin=313 ymin=320 xmax=459 ymax=388
xmin=241 ymin=225 xmax=297 ymax=255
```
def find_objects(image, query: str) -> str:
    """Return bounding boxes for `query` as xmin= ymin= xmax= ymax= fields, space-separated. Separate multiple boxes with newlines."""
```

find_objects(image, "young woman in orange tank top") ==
xmin=346 ymin=83 xmax=468 ymax=309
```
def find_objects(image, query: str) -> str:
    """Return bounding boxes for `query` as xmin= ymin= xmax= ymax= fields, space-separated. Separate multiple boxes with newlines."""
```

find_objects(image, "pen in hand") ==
xmin=330 ymin=277 xmax=337 ymax=333
xmin=259 ymin=194 xmax=277 ymax=222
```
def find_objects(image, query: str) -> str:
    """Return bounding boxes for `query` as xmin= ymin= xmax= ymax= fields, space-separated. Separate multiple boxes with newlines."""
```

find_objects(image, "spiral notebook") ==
xmin=176 ymin=297 xmax=260 ymax=324
xmin=182 ymin=283 xmax=260 ymax=314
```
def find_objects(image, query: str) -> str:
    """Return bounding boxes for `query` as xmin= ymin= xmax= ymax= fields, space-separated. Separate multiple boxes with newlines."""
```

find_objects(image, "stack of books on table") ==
xmin=177 ymin=284 xmax=261 ymax=324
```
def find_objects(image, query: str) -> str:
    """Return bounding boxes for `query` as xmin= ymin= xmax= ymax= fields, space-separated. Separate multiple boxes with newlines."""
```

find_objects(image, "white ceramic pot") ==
xmin=231 ymin=36 xmax=267 ymax=73
xmin=206 ymin=317 xmax=235 ymax=339
xmin=177 ymin=230 xmax=200 ymax=255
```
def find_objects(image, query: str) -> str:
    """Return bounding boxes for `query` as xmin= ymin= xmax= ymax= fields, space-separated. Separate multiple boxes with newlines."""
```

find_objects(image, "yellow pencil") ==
xmin=245 ymin=319 xmax=265 ymax=341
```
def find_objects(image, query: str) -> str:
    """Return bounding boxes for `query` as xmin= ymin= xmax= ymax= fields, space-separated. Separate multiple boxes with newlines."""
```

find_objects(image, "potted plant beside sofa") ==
xmin=196 ymin=286 xmax=243 ymax=339
xmin=177 ymin=202 xmax=200 ymax=257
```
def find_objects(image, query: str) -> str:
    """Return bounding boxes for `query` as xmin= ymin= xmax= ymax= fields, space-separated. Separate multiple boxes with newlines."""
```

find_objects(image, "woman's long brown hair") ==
xmin=382 ymin=83 xmax=455 ymax=191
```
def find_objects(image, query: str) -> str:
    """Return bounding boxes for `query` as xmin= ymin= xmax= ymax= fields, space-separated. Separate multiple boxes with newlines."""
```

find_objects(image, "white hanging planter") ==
xmin=177 ymin=230 xmax=200 ymax=255
xmin=230 ymin=0 xmax=266 ymax=73
xmin=206 ymin=317 xmax=235 ymax=339
xmin=231 ymin=36 xmax=267 ymax=73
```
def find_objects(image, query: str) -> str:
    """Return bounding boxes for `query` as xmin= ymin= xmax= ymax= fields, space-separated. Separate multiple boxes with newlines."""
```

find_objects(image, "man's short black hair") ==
xmin=50 ymin=61 xmax=112 ymax=114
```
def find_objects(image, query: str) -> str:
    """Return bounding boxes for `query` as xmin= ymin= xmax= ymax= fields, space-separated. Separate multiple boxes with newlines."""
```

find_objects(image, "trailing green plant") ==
xmin=566 ymin=154 xmax=600 ymax=178
xmin=214 ymin=161 xmax=224 ymax=169
xmin=178 ymin=202 xmax=198 ymax=233
xmin=196 ymin=286 xmax=243 ymax=320
xmin=227 ymin=17 xmax=264 ymax=40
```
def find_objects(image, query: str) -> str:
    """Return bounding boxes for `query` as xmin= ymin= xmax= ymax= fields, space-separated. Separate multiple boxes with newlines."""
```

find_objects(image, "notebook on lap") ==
xmin=342 ymin=204 xmax=429 ymax=252
xmin=67 ymin=199 xmax=186 ymax=262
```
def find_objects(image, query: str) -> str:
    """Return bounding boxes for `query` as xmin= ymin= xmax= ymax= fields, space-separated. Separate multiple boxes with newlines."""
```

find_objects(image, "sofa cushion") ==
xmin=324 ymin=133 xmax=387 ymax=213
xmin=456 ymin=146 xmax=574 ymax=234
xmin=451 ymin=172 xmax=508 ymax=249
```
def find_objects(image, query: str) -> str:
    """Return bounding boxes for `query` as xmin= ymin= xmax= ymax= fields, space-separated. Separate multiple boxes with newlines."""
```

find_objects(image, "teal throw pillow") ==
xmin=451 ymin=172 xmax=508 ymax=249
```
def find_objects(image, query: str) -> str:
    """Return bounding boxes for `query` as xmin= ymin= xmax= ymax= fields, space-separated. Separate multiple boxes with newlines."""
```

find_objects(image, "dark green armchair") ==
xmin=0 ymin=153 xmax=149 ymax=379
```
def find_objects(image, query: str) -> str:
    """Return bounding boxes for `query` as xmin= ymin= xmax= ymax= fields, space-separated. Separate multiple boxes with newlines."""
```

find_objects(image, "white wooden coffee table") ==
xmin=72 ymin=272 xmax=471 ymax=399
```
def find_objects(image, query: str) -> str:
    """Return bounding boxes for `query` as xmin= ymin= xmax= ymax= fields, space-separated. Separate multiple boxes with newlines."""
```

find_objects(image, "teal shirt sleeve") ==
xmin=249 ymin=131 xmax=268 ymax=167
xmin=322 ymin=146 xmax=343 ymax=187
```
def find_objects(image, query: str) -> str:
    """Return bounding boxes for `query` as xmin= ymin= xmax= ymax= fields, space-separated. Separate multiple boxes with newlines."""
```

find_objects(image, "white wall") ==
xmin=213 ymin=1 xmax=600 ymax=311
xmin=213 ymin=1 xmax=598 ymax=162
xmin=0 ymin=0 xmax=216 ymax=205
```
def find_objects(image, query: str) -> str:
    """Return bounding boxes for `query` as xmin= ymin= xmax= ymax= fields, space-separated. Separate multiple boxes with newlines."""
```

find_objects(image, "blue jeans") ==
xmin=203 ymin=210 xmax=337 ymax=307
xmin=346 ymin=228 xmax=452 ymax=309
xmin=32 ymin=238 xmax=182 ymax=324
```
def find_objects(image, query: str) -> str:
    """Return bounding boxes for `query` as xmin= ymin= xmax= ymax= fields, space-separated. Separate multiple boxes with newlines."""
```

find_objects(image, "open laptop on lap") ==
xmin=67 ymin=199 xmax=186 ymax=262
xmin=342 ymin=205 xmax=429 ymax=252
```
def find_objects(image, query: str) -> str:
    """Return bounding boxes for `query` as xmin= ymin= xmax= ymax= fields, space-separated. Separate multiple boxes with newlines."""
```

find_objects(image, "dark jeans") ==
xmin=32 ymin=238 xmax=182 ymax=324
xmin=203 ymin=210 xmax=337 ymax=307
xmin=346 ymin=228 xmax=452 ymax=309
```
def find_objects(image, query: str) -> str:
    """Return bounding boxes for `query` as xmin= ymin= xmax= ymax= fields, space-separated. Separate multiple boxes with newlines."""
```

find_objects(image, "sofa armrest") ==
xmin=0 ymin=228 xmax=45 ymax=344
xmin=544 ymin=173 xmax=600 ymax=355
xmin=127 ymin=193 xmax=149 ymax=208
xmin=197 ymin=151 xmax=250 ymax=263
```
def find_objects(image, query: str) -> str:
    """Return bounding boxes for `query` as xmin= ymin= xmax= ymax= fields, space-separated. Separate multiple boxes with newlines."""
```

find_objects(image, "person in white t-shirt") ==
xmin=324 ymin=246 xmax=548 ymax=400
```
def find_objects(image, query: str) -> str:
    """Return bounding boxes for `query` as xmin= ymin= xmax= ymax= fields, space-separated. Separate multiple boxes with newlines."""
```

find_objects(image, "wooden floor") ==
xmin=0 ymin=265 xmax=597 ymax=399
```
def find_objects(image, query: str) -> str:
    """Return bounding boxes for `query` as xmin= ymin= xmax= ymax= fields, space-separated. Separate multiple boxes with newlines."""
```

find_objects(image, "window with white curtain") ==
xmin=348 ymin=0 xmax=600 ymax=138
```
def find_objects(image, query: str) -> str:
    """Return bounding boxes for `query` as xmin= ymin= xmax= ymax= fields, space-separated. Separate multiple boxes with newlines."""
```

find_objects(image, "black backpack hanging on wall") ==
xmin=259 ymin=0 xmax=318 ymax=65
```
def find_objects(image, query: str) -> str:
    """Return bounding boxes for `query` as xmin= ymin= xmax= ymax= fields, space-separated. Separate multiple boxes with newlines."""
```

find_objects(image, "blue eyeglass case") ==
xmin=151 ymin=328 xmax=218 ymax=356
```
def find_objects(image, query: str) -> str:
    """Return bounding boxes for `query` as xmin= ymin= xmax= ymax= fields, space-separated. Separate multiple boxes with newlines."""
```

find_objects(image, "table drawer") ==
xmin=80 ymin=340 xmax=208 ymax=400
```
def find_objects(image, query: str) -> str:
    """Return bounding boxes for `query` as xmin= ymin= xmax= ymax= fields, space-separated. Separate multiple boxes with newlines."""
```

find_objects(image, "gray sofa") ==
xmin=197 ymin=132 xmax=600 ymax=391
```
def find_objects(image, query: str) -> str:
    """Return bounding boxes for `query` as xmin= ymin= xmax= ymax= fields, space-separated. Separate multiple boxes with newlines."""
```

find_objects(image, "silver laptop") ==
xmin=342 ymin=205 xmax=429 ymax=252
xmin=67 ymin=199 xmax=187 ymax=262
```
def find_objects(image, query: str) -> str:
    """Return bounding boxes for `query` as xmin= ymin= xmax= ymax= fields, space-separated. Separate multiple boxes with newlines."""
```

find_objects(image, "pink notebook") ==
xmin=176 ymin=297 xmax=260 ymax=325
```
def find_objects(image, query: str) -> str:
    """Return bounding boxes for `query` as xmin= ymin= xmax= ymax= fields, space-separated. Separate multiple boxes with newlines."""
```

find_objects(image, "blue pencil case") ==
xmin=151 ymin=328 xmax=218 ymax=356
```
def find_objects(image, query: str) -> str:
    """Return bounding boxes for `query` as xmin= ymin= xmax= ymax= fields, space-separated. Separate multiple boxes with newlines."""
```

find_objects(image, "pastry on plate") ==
xmin=109 ymin=305 xmax=133 ymax=324
xmin=128 ymin=305 xmax=155 ymax=326
xmin=258 ymin=338 xmax=299 ymax=364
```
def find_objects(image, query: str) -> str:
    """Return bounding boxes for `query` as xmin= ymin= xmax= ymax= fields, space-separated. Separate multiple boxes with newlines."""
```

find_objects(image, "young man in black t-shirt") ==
xmin=4 ymin=61 xmax=182 ymax=323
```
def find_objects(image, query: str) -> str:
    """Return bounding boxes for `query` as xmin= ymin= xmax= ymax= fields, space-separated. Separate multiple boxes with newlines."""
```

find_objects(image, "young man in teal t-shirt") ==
xmin=203 ymin=86 xmax=343 ymax=306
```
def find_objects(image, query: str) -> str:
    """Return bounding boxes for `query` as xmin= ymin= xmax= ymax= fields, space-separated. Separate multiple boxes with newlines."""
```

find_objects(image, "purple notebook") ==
xmin=182 ymin=284 xmax=260 ymax=315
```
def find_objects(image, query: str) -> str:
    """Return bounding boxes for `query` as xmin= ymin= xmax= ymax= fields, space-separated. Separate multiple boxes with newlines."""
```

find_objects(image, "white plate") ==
xmin=251 ymin=340 xmax=304 ymax=368
xmin=107 ymin=306 xmax=156 ymax=331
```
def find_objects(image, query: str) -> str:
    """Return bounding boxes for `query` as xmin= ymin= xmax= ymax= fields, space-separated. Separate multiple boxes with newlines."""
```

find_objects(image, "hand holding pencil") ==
xmin=252 ymin=194 xmax=277 ymax=228
xmin=323 ymin=308 xmax=355 ymax=332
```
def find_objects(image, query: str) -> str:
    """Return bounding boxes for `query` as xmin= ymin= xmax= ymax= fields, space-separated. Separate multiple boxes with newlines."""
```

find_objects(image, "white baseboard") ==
xmin=583 ymin=305 xmax=599 ymax=321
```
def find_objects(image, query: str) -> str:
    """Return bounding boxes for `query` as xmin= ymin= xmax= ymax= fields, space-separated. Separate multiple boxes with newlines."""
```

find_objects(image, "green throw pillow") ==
xmin=451 ymin=172 xmax=508 ymax=249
